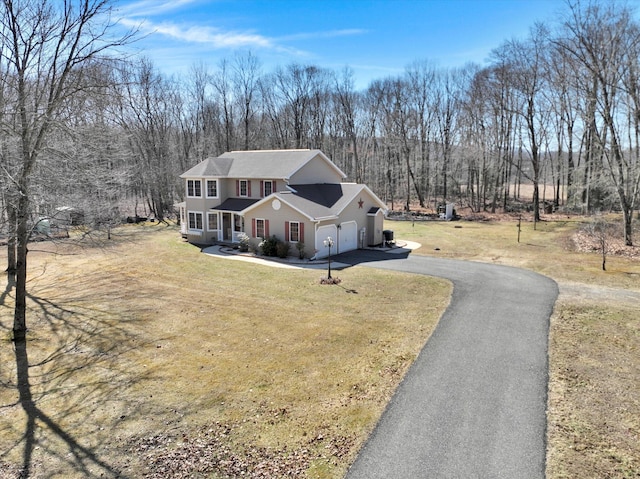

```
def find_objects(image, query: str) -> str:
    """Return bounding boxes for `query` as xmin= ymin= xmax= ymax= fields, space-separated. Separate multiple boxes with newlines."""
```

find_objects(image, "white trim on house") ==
xmin=238 ymin=179 xmax=249 ymax=197
xmin=255 ymin=217 xmax=266 ymax=239
xmin=187 ymin=210 xmax=203 ymax=235
xmin=339 ymin=221 xmax=358 ymax=253
xmin=206 ymin=211 xmax=220 ymax=242
xmin=242 ymin=193 xmax=316 ymax=221
xmin=314 ymin=224 xmax=338 ymax=259
xmin=205 ymin=179 xmax=219 ymax=199
xmin=186 ymin=179 xmax=202 ymax=198
xmin=177 ymin=203 xmax=187 ymax=235
xmin=262 ymin=180 xmax=274 ymax=197
xmin=334 ymin=183 xmax=387 ymax=216
xmin=207 ymin=211 xmax=219 ymax=231
xmin=288 ymin=221 xmax=301 ymax=243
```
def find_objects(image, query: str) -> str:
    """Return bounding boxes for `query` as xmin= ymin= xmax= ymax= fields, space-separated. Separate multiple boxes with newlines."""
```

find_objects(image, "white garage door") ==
xmin=339 ymin=221 xmax=358 ymax=254
xmin=315 ymin=224 xmax=338 ymax=259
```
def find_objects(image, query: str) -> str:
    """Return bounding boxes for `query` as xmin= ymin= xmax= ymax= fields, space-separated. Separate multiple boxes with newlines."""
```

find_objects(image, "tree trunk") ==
xmin=533 ymin=181 xmax=540 ymax=223
xmin=623 ymin=205 xmax=633 ymax=246
xmin=13 ymin=195 xmax=29 ymax=343
xmin=6 ymin=205 xmax=17 ymax=274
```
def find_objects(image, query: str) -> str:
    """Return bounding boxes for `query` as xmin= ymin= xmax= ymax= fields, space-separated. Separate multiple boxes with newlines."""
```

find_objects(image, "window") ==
xmin=263 ymin=180 xmax=273 ymax=197
xmin=188 ymin=212 xmax=203 ymax=230
xmin=234 ymin=215 xmax=244 ymax=232
xmin=289 ymin=221 xmax=300 ymax=242
xmin=252 ymin=218 xmax=269 ymax=238
xmin=207 ymin=213 xmax=218 ymax=231
xmin=239 ymin=179 xmax=248 ymax=197
xmin=256 ymin=218 xmax=265 ymax=238
xmin=206 ymin=180 xmax=218 ymax=198
xmin=187 ymin=179 xmax=202 ymax=198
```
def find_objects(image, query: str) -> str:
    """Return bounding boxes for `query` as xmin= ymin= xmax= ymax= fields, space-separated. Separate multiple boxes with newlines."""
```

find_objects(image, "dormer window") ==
xmin=187 ymin=179 xmax=202 ymax=198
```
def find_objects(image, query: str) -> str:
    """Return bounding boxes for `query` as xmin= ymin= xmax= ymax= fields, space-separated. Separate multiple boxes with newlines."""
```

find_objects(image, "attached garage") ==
xmin=338 ymin=221 xmax=357 ymax=253
xmin=315 ymin=221 xmax=359 ymax=259
xmin=242 ymin=180 xmax=387 ymax=260
xmin=315 ymin=224 xmax=338 ymax=259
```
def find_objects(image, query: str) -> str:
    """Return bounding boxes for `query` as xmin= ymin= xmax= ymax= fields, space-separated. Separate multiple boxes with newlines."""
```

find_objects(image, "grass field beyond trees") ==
xmin=1 ymin=216 xmax=638 ymax=478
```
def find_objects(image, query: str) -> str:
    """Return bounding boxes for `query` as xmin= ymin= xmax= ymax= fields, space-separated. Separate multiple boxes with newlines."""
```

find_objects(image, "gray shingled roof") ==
xmin=270 ymin=183 xmax=367 ymax=220
xmin=180 ymin=157 xmax=233 ymax=178
xmin=181 ymin=149 xmax=342 ymax=179
xmin=214 ymin=198 xmax=260 ymax=212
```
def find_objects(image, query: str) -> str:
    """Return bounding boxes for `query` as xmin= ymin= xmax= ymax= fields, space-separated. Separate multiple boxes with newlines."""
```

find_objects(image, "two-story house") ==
xmin=177 ymin=149 xmax=386 ymax=259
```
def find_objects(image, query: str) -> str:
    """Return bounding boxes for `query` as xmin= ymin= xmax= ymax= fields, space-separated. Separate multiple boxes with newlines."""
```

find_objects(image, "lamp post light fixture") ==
xmin=323 ymin=236 xmax=334 ymax=279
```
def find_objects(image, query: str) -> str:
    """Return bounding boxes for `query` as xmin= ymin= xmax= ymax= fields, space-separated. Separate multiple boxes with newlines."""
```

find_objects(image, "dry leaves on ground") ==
xmin=572 ymin=230 xmax=640 ymax=260
xmin=126 ymin=421 xmax=355 ymax=478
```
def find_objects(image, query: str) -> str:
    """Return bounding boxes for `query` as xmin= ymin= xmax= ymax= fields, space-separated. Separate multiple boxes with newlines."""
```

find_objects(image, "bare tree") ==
xmin=494 ymin=25 xmax=550 ymax=222
xmin=559 ymin=1 xmax=640 ymax=245
xmin=185 ymin=62 xmax=215 ymax=160
xmin=334 ymin=67 xmax=363 ymax=182
xmin=406 ymin=60 xmax=437 ymax=208
xmin=585 ymin=215 xmax=614 ymax=271
xmin=212 ymin=58 xmax=236 ymax=152
xmin=433 ymin=67 xmax=467 ymax=206
xmin=114 ymin=59 xmax=180 ymax=221
xmin=232 ymin=51 xmax=261 ymax=151
xmin=273 ymin=63 xmax=318 ymax=149
xmin=0 ymin=0 xmax=136 ymax=342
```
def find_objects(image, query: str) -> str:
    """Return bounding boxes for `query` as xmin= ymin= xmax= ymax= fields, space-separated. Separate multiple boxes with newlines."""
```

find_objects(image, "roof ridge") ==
xmin=227 ymin=149 xmax=313 ymax=153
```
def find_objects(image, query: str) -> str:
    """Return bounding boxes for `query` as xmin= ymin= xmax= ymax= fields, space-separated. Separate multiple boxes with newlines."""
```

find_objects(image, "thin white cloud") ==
xmin=116 ymin=1 xmax=363 ymax=58
xmin=117 ymin=0 xmax=199 ymax=18
xmin=278 ymin=29 xmax=368 ymax=42
xmin=119 ymin=17 xmax=306 ymax=54
xmin=155 ymin=22 xmax=273 ymax=49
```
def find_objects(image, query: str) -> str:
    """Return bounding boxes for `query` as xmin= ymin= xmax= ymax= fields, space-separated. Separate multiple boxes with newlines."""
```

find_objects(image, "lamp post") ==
xmin=323 ymin=236 xmax=334 ymax=279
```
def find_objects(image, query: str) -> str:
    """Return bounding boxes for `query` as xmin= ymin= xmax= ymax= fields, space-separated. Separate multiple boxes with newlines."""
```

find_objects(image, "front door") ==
xmin=223 ymin=213 xmax=232 ymax=241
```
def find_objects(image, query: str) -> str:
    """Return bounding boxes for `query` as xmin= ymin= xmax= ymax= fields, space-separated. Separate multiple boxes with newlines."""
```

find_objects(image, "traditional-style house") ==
xmin=177 ymin=149 xmax=386 ymax=259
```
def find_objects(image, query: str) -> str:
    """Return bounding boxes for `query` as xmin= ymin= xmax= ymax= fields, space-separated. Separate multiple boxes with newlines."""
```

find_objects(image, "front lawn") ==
xmin=0 ymin=223 xmax=451 ymax=478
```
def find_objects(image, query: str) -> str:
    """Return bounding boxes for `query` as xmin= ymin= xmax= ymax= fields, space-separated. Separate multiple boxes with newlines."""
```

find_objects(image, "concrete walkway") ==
xmin=337 ymin=251 xmax=558 ymax=479
xmin=200 ymin=240 xmax=420 ymax=270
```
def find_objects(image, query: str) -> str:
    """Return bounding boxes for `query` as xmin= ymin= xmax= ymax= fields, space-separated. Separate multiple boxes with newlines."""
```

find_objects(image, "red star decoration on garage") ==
xmin=358 ymin=198 xmax=364 ymax=208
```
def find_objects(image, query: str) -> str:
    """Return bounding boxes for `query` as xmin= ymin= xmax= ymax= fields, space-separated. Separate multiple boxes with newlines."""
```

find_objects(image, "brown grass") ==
xmin=546 ymin=298 xmax=639 ymax=478
xmin=0 ymin=224 xmax=451 ymax=478
xmin=389 ymin=215 xmax=640 ymax=478
xmin=2 ymin=214 xmax=639 ymax=478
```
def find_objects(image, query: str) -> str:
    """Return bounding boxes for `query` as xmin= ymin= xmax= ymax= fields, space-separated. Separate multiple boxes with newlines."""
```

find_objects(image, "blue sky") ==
xmin=114 ymin=0 xmax=610 ymax=89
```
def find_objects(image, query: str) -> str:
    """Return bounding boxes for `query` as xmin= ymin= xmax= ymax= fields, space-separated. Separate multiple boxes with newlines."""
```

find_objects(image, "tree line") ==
xmin=1 ymin=0 xmax=639 ymax=339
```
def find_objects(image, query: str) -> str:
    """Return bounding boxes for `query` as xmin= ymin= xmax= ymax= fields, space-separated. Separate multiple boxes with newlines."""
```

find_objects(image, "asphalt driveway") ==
xmin=338 ymin=250 xmax=559 ymax=479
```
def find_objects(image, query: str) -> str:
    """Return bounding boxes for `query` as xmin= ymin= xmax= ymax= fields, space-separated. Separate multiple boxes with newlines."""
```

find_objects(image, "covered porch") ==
xmin=211 ymin=198 xmax=259 ymax=243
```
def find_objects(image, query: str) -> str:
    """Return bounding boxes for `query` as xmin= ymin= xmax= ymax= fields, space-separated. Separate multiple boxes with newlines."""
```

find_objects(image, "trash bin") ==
xmin=383 ymin=230 xmax=394 ymax=244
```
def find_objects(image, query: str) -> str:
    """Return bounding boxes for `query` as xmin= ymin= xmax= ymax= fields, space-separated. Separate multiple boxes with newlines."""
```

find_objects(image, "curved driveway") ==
xmin=339 ymin=250 xmax=559 ymax=479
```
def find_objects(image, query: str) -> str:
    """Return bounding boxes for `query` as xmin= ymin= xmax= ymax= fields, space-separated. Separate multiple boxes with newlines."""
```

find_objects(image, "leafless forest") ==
xmin=1 ymin=1 xmax=640 ymax=335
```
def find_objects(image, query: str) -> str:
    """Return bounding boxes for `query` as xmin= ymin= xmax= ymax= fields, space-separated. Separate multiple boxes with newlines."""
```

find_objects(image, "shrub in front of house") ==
xmin=259 ymin=235 xmax=279 ymax=256
xmin=296 ymin=241 xmax=305 ymax=259
xmin=276 ymin=241 xmax=290 ymax=258
xmin=238 ymin=233 xmax=250 ymax=252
